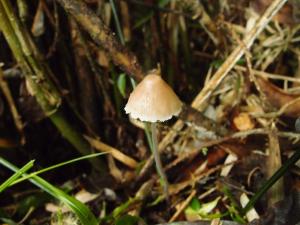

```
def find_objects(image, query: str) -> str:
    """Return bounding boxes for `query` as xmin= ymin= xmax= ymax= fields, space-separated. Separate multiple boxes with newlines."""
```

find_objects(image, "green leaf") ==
xmin=0 ymin=157 xmax=99 ymax=225
xmin=0 ymin=217 xmax=18 ymax=225
xmin=185 ymin=197 xmax=221 ymax=219
xmin=189 ymin=197 xmax=201 ymax=211
xmin=198 ymin=197 xmax=221 ymax=215
xmin=236 ymin=58 xmax=246 ymax=66
xmin=210 ymin=59 xmax=224 ymax=69
xmin=0 ymin=160 xmax=34 ymax=193
xmin=115 ymin=215 xmax=140 ymax=225
xmin=11 ymin=152 xmax=105 ymax=186
xmin=147 ymin=195 xmax=164 ymax=207
xmin=112 ymin=198 xmax=134 ymax=218
xmin=201 ymin=147 xmax=208 ymax=156
xmin=227 ymin=205 xmax=246 ymax=224
xmin=133 ymin=12 xmax=153 ymax=29
xmin=117 ymin=73 xmax=127 ymax=97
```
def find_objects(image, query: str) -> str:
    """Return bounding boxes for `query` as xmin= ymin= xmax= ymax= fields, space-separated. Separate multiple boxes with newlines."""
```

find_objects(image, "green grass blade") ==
xmin=242 ymin=149 xmax=300 ymax=214
xmin=109 ymin=0 xmax=125 ymax=45
xmin=0 ymin=160 xmax=34 ymax=193
xmin=11 ymin=152 xmax=106 ymax=185
xmin=0 ymin=157 xmax=99 ymax=225
xmin=133 ymin=0 xmax=171 ymax=29
xmin=31 ymin=176 xmax=98 ymax=224
xmin=0 ymin=217 xmax=18 ymax=225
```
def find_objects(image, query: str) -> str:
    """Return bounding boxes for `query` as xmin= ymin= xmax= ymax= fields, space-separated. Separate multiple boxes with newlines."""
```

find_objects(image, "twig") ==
xmin=266 ymin=124 xmax=284 ymax=206
xmin=85 ymin=135 xmax=138 ymax=169
xmin=56 ymin=0 xmax=144 ymax=81
xmin=182 ymin=0 xmax=220 ymax=45
xmin=0 ymin=66 xmax=25 ymax=144
xmin=250 ymin=95 xmax=300 ymax=118
xmin=235 ymin=65 xmax=300 ymax=83
xmin=169 ymin=162 xmax=237 ymax=195
xmin=169 ymin=189 xmax=196 ymax=222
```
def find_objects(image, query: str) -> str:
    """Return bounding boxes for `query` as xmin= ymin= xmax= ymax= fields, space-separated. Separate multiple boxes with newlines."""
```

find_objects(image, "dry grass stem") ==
xmin=85 ymin=135 xmax=138 ymax=169
xmin=0 ymin=67 xmax=24 ymax=144
xmin=169 ymin=189 xmax=197 ymax=222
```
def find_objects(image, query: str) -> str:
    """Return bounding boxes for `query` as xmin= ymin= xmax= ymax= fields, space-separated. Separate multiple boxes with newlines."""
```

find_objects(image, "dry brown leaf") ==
xmin=233 ymin=112 xmax=255 ymax=131
xmin=0 ymin=138 xmax=18 ymax=148
xmin=31 ymin=0 xmax=45 ymax=36
xmin=251 ymin=0 xmax=295 ymax=25
xmin=256 ymin=77 xmax=300 ymax=117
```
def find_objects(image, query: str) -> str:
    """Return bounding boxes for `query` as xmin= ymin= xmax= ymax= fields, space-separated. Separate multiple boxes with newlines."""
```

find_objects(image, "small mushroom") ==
xmin=125 ymin=72 xmax=182 ymax=198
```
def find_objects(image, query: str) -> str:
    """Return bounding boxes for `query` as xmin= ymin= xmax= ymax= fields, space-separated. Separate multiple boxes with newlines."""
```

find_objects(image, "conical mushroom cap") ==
xmin=124 ymin=74 xmax=182 ymax=122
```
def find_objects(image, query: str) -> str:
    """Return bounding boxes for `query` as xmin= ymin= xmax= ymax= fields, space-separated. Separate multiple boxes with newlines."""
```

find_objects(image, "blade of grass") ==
xmin=133 ymin=0 xmax=171 ymax=29
xmin=109 ymin=0 xmax=125 ymax=45
xmin=242 ymin=149 xmax=300 ymax=214
xmin=0 ymin=160 xmax=34 ymax=193
xmin=11 ymin=152 xmax=106 ymax=186
xmin=111 ymin=67 xmax=122 ymax=117
xmin=0 ymin=157 xmax=99 ymax=225
xmin=0 ymin=217 xmax=18 ymax=225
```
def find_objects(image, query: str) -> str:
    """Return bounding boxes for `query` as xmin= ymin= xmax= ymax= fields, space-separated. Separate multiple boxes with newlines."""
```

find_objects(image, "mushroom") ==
xmin=125 ymin=72 xmax=182 ymax=198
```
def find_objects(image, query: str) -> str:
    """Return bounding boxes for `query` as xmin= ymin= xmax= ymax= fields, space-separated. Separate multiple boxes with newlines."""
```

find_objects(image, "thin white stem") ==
xmin=151 ymin=122 xmax=169 ymax=199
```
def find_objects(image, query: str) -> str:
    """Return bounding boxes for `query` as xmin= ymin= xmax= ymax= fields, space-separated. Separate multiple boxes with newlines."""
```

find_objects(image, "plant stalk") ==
xmin=243 ymin=149 xmax=300 ymax=214
xmin=0 ymin=0 xmax=106 ymax=172
xmin=56 ymin=0 xmax=144 ymax=81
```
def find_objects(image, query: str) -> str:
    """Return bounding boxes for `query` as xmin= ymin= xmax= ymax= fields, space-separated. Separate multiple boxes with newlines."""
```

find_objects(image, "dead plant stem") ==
xmin=0 ymin=0 xmax=106 ymax=172
xmin=0 ymin=67 xmax=24 ymax=144
xmin=56 ymin=0 xmax=144 ymax=81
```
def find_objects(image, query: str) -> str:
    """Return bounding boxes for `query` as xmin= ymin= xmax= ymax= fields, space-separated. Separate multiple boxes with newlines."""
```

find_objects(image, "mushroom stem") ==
xmin=151 ymin=122 xmax=169 ymax=199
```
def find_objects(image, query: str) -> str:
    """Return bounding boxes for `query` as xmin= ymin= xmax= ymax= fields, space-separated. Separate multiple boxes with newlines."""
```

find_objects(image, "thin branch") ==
xmin=56 ymin=0 xmax=144 ymax=81
xmin=0 ymin=66 xmax=25 ymax=144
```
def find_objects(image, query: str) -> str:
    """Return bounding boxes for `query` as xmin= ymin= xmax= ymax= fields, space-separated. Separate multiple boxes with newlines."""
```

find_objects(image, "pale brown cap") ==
xmin=124 ymin=74 xmax=182 ymax=122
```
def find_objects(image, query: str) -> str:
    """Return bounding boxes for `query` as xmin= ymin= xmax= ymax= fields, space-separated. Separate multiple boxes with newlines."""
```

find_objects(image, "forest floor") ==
xmin=0 ymin=0 xmax=300 ymax=225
